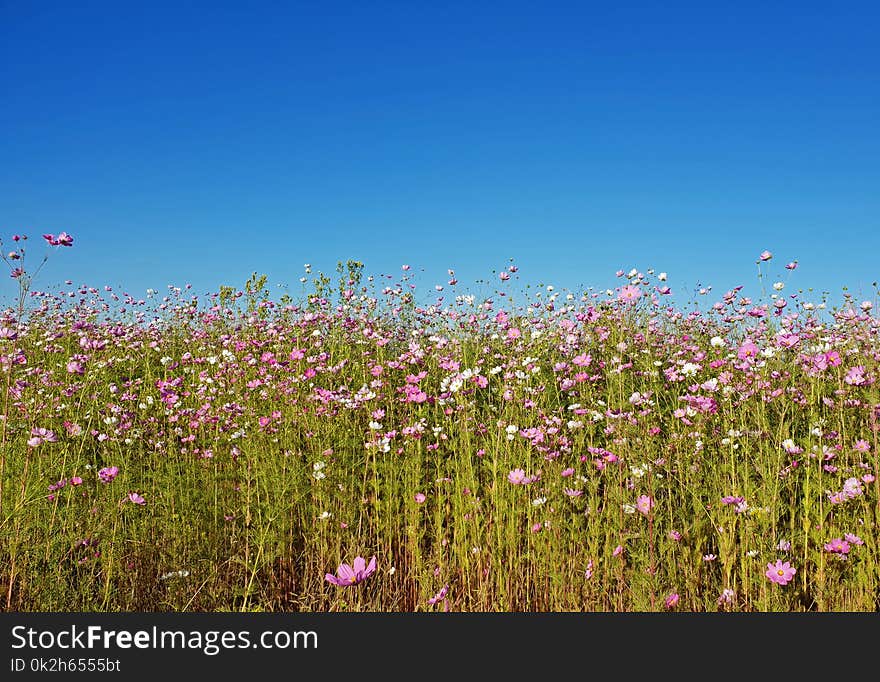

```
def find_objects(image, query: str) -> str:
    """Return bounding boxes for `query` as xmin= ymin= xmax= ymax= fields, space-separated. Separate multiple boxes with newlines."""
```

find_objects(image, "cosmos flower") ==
xmin=636 ymin=495 xmax=653 ymax=516
xmin=325 ymin=556 xmax=377 ymax=586
xmin=428 ymin=585 xmax=449 ymax=606
xmin=765 ymin=560 xmax=796 ymax=586
xmin=823 ymin=538 xmax=850 ymax=555
xmin=618 ymin=285 xmax=641 ymax=303
xmin=98 ymin=466 xmax=119 ymax=484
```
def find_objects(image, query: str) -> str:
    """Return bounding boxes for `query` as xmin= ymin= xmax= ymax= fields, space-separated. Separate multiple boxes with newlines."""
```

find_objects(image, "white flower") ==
xmin=681 ymin=362 xmax=700 ymax=376
xmin=773 ymin=282 xmax=785 ymax=291
xmin=532 ymin=497 xmax=547 ymax=507
xmin=710 ymin=336 xmax=726 ymax=348
xmin=658 ymin=272 xmax=667 ymax=282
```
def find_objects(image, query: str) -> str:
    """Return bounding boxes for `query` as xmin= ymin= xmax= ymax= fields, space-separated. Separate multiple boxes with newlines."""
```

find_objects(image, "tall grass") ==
xmin=1 ymin=254 xmax=878 ymax=611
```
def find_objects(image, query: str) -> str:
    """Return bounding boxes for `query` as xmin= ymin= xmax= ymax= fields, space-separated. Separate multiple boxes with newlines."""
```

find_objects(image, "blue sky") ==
xmin=2 ymin=1 xmax=878 ymax=307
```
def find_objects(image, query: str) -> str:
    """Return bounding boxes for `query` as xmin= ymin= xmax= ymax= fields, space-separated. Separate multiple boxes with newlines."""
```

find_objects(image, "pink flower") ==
xmin=325 ymin=555 xmax=377 ymax=586
xmin=572 ymin=353 xmax=591 ymax=367
xmin=765 ymin=560 xmax=796 ymax=586
xmin=737 ymin=340 xmax=760 ymax=361
xmin=636 ymin=494 xmax=653 ymax=516
xmin=127 ymin=492 xmax=146 ymax=505
xmin=853 ymin=440 xmax=870 ymax=453
xmin=56 ymin=232 xmax=73 ymax=246
xmin=414 ymin=492 xmax=426 ymax=504
xmin=499 ymin=271 xmax=510 ymax=281
xmin=612 ymin=544 xmax=624 ymax=557
xmin=427 ymin=585 xmax=449 ymax=606
xmin=825 ymin=351 xmax=842 ymax=366
xmin=507 ymin=468 xmax=526 ymax=485
xmin=844 ymin=533 xmax=864 ymax=546
xmin=66 ymin=360 xmax=84 ymax=374
xmin=823 ymin=538 xmax=850 ymax=554
xmin=506 ymin=327 xmax=521 ymax=340
xmin=664 ymin=593 xmax=680 ymax=609
xmin=759 ymin=250 xmax=773 ymax=262
xmin=98 ymin=466 xmax=119 ymax=484
xmin=844 ymin=366 xmax=867 ymax=386
xmin=717 ymin=588 xmax=736 ymax=605
xmin=584 ymin=559 xmax=595 ymax=579
xmin=618 ymin=285 xmax=641 ymax=303
xmin=32 ymin=427 xmax=57 ymax=442
xmin=785 ymin=261 xmax=798 ymax=270
xmin=668 ymin=530 xmax=682 ymax=541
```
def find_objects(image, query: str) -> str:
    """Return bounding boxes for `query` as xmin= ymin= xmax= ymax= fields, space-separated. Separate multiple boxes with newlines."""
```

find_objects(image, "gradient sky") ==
xmin=2 ymin=1 xmax=878 ymax=308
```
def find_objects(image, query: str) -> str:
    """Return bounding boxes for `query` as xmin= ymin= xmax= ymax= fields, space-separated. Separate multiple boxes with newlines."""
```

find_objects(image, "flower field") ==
xmin=1 ymin=236 xmax=878 ymax=611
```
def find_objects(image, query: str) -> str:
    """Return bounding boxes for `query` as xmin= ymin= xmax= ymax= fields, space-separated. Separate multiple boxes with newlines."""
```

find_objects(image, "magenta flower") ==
xmin=56 ymin=232 xmax=74 ymax=246
xmin=823 ymin=538 xmax=850 ymax=554
xmin=664 ymin=593 xmax=680 ymax=609
xmin=427 ymin=585 xmax=449 ymax=606
xmin=737 ymin=340 xmax=760 ymax=361
xmin=325 ymin=555 xmax=377 ymax=586
xmin=98 ymin=466 xmax=119 ymax=484
xmin=765 ymin=560 xmax=796 ymax=586
xmin=584 ymin=559 xmax=595 ymax=579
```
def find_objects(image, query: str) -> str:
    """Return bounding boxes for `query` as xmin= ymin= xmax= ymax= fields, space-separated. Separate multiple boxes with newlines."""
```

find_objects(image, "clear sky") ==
xmin=2 ymin=1 xmax=878 ymax=307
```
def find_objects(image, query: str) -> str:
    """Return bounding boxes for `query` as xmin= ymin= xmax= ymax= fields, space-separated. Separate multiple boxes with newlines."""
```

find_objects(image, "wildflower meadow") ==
xmin=1 ymin=234 xmax=878 ymax=612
